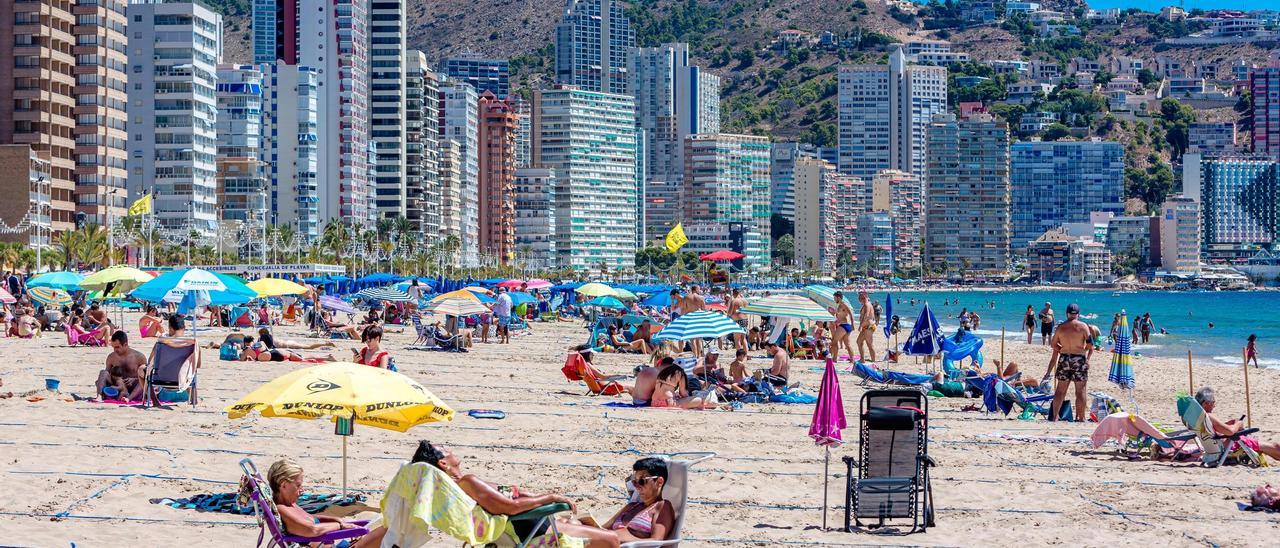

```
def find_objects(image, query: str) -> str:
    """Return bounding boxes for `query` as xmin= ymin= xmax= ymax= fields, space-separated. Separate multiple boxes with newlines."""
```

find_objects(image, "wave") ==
xmin=1210 ymin=355 xmax=1280 ymax=368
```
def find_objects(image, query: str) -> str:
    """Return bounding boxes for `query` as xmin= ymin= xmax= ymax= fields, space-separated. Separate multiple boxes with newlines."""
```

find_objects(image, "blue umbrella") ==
xmin=652 ymin=311 xmax=744 ymax=342
xmin=508 ymin=291 xmax=536 ymax=306
xmin=640 ymin=291 xmax=673 ymax=309
xmin=27 ymin=271 xmax=84 ymax=291
xmin=883 ymin=293 xmax=893 ymax=339
xmin=131 ymin=268 xmax=249 ymax=306
xmin=902 ymin=302 xmax=943 ymax=356
xmin=208 ymin=273 xmax=259 ymax=306
xmin=584 ymin=296 xmax=626 ymax=310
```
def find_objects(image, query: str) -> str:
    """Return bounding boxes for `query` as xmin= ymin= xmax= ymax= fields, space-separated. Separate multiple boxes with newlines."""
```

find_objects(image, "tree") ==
xmin=734 ymin=47 xmax=754 ymax=69
xmin=1136 ymin=68 xmax=1158 ymax=88
xmin=770 ymin=213 xmax=794 ymax=240
xmin=1042 ymin=123 xmax=1072 ymax=141
xmin=773 ymin=234 xmax=795 ymax=266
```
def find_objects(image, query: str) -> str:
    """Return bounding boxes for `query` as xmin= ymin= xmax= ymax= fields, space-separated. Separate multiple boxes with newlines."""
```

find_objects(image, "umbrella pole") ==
xmin=342 ymin=435 xmax=348 ymax=498
xmin=1243 ymin=351 xmax=1253 ymax=429
xmin=1187 ymin=350 xmax=1193 ymax=396
xmin=999 ymin=327 xmax=1005 ymax=375
xmin=822 ymin=445 xmax=830 ymax=531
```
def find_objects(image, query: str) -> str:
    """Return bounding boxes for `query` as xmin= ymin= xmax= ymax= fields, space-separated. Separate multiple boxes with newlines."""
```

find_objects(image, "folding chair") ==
xmin=66 ymin=323 xmax=106 ymax=347
xmin=1178 ymin=394 xmax=1264 ymax=467
xmin=409 ymin=314 xmax=429 ymax=346
xmin=844 ymin=389 xmax=935 ymax=534
xmin=145 ymin=338 xmax=199 ymax=407
xmin=561 ymin=353 xmax=626 ymax=396
xmin=618 ymin=452 xmax=716 ymax=548
xmin=239 ymin=459 xmax=370 ymax=548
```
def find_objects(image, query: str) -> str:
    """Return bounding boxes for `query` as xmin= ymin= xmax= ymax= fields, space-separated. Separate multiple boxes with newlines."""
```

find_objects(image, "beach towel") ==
xmin=152 ymin=492 xmax=362 ymax=515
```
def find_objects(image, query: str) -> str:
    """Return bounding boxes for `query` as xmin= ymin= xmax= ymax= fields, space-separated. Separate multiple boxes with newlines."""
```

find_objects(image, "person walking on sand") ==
xmin=728 ymin=288 xmax=748 ymax=351
xmin=832 ymin=291 xmax=856 ymax=363
xmin=1024 ymin=305 xmax=1036 ymax=344
xmin=856 ymin=291 xmax=878 ymax=362
xmin=1038 ymin=302 xmax=1054 ymax=346
xmin=1041 ymin=303 xmax=1094 ymax=422
xmin=1247 ymin=334 xmax=1260 ymax=368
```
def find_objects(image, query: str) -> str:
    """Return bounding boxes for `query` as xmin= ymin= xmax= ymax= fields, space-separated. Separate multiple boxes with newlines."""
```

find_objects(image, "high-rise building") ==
xmin=629 ymin=43 xmax=720 ymax=242
xmin=514 ymin=167 xmax=556 ymax=269
xmin=1184 ymin=154 xmax=1279 ymax=261
xmin=643 ymin=179 xmax=680 ymax=247
xmin=437 ymin=139 xmax=463 ymax=249
xmin=253 ymin=0 xmax=371 ymax=227
xmin=531 ymin=85 xmax=638 ymax=270
xmin=856 ymin=211 xmax=894 ymax=277
xmin=1188 ymin=122 xmax=1237 ymax=155
xmin=215 ymin=65 xmax=267 ymax=228
xmin=439 ymin=83 xmax=479 ymax=265
xmin=72 ymin=0 xmax=130 ymax=228
xmin=555 ymin=0 xmax=634 ymax=94
xmin=369 ymin=0 xmax=407 ymax=222
xmin=869 ymin=169 xmax=923 ymax=272
xmin=793 ymin=157 xmax=862 ymax=271
xmin=406 ymin=51 xmax=440 ymax=239
xmin=126 ymin=1 xmax=222 ymax=237
xmin=1011 ymin=140 xmax=1125 ymax=248
xmin=925 ymin=113 xmax=1012 ymax=275
xmin=768 ymin=143 xmax=815 ymax=222
xmin=1159 ymin=195 xmax=1201 ymax=273
xmin=260 ymin=63 xmax=320 ymax=239
xmin=682 ymin=133 xmax=772 ymax=269
xmin=513 ymin=99 xmax=532 ymax=169
xmin=0 ymin=146 xmax=52 ymax=248
xmin=838 ymin=45 xmax=948 ymax=186
xmin=1249 ymin=61 xmax=1280 ymax=160
xmin=444 ymin=54 xmax=510 ymax=99
xmin=478 ymin=92 xmax=518 ymax=262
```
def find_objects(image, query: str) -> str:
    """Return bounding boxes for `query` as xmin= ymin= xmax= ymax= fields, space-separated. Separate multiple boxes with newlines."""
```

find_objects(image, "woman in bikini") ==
xmin=651 ymin=364 xmax=714 ymax=409
xmin=258 ymin=327 xmax=335 ymax=350
xmin=241 ymin=335 xmax=334 ymax=363
xmin=243 ymin=459 xmax=386 ymax=547
xmin=139 ymin=306 xmax=164 ymax=338
xmin=353 ymin=325 xmax=391 ymax=368
xmin=557 ymin=457 xmax=677 ymax=547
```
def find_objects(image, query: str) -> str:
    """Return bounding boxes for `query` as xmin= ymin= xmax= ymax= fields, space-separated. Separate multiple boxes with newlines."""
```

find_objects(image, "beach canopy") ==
xmin=28 ymin=286 xmax=72 ymax=307
xmin=247 ymin=277 xmax=309 ymax=297
xmin=902 ymin=302 xmax=944 ymax=356
xmin=700 ymin=249 xmax=745 ymax=261
xmin=1109 ymin=313 xmax=1135 ymax=390
xmin=79 ymin=265 xmax=154 ymax=296
xmin=27 ymin=271 xmax=84 ymax=291
xmin=575 ymin=282 xmax=616 ymax=297
xmin=584 ymin=295 xmax=626 ymax=310
xmin=356 ymin=285 xmax=412 ymax=302
xmin=741 ymin=294 xmax=834 ymax=321
xmin=653 ymin=311 xmax=743 ymax=342
xmin=461 ymin=286 xmax=493 ymax=296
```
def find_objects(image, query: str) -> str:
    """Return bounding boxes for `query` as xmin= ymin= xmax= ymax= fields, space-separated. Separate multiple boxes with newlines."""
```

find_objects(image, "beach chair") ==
xmin=65 ymin=323 xmax=105 ymax=347
xmin=561 ymin=353 xmax=626 ymax=396
xmin=428 ymin=325 xmax=465 ymax=351
xmin=144 ymin=337 xmax=199 ymax=407
xmin=409 ymin=314 xmax=430 ymax=346
xmin=238 ymin=459 xmax=370 ymax=548
xmin=616 ymin=452 xmax=715 ymax=548
xmin=843 ymin=389 xmax=935 ymax=535
xmin=380 ymin=461 xmax=569 ymax=548
xmin=1177 ymin=395 xmax=1264 ymax=468
xmin=786 ymin=333 xmax=814 ymax=360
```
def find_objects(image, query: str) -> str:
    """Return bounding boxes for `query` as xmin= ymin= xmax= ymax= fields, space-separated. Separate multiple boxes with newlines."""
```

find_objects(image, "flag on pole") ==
xmin=127 ymin=194 xmax=152 ymax=216
xmin=665 ymin=223 xmax=688 ymax=253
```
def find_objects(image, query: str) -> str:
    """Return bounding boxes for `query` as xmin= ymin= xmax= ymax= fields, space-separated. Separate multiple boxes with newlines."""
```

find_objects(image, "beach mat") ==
xmin=151 ymin=491 xmax=364 ymax=515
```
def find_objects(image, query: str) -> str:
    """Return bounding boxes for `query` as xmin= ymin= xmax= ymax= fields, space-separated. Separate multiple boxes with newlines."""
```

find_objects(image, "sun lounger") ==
xmin=843 ymin=389 xmax=935 ymax=535
xmin=1178 ymin=394 xmax=1264 ymax=467
xmin=145 ymin=337 xmax=199 ymax=407
xmin=561 ymin=353 xmax=625 ymax=396
xmin=65 ymin=323 xmax=105 ymax=347
xmin=617 ymin=452 xmax=715 ymax=548
xmin=238 ymin=458 xmax=370 ymax=548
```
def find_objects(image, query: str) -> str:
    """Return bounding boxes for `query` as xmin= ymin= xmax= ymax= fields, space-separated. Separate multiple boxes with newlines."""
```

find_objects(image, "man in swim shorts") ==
xmin=1038 ymin=302 xmax=1054 ymax=346
xmin=1042 ymin=303 xmax=1093 ymax=421
xmin=832 ymin=291 xmax=856 ymax=364
xmin=856 ymin=291 xmax=877 ymax=362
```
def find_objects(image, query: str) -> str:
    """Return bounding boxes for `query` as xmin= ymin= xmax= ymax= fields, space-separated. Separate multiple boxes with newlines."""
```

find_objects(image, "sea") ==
xmin=863 ymin=289 xmax=1280 ymax=368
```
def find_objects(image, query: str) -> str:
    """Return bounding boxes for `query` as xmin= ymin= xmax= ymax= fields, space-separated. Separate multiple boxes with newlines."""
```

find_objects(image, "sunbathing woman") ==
xmin=606 ymin=324 xmax=649 ymax=354
xmin=241 ymin=336 xmax=334 ymax=363
xmin=556 ymin=457 xmax=676 ymax=548
xmin=258 ymin=328 xmax=335 ymax=350
xmin=320 ymin=309 xmax=361 ymax=339
xmin=139 ymin=305 xmax=163 ymax=338
xmin=652 ymin=364 xmax=714 ymax=409
xmin=245 ymin=459 xmax=386 ymax=547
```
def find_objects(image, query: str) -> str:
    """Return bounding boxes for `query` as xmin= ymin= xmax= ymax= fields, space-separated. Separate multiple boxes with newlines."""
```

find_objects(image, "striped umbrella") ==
xmin=356 ymin=285 xmax=412 ymax=302
xmin=652 ymin=310 xmax=744 ymax=342
xmin=740 ymin=294 xmax=835 ymax=321
xmin=29 ymin=286 xmax=73 ymax=307
xmin=0 ymin=287 xmax=15 ymax=304
xmin=803 ymin=285 xmax=839 ymax=311
xmin=1108 ymin=312 xmax=1135 ymax=390
xmin=425 ymin=298 xmax=490 ymax=316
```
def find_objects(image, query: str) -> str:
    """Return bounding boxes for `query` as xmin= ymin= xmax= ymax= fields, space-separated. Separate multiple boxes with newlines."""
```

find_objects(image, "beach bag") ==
xmin=219 ymin=343 xmax=241 ymax=361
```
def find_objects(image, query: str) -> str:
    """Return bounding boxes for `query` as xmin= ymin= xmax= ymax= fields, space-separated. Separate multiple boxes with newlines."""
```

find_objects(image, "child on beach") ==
xmin=1247 ymin=334 xmax=1259 ymax=368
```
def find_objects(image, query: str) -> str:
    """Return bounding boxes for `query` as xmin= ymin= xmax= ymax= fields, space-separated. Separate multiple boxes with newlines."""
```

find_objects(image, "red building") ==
xmin=478 ymin=92 xmax=518 ymax=262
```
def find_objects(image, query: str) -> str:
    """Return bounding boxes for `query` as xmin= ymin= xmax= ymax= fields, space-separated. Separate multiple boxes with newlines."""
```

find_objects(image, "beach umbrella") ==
xmin=28 ymin=287 xmax=72 ymax=308
xmin=902 ymin=302 xmax=944 ymax=356
xmin=27 ymin=271 xmax=84 ymax=291
xmin=209 ymin=274 xmax=259 ymax=306
xmin=575 ymin=282 xmax=615 ymax=297
xmin=803 ymin=285 xmax=839 ymax=311
xmin=0 ymin=287 xmax=15 ymax=304
xmin=740 ymin=294 xmax=835 ymax=321
xmin=356 ymin=285 xmax=412 ymax=302
xmin=320 ymin=295 xmax=359 ymax=315
xmin=227 ymin=362 xmax=454 ymax=495
xmin=652 ymin=310 xmax=744 ymax=342
xmin=461 ymin=286 xmax=493 ymax=296
xmin=699 ymin=249 xmax=745 ymax=262
xmin=433 ymin=289 xmax=481 ymax=302
xmin=426 ymin=298 xmax=490 ymax=317
xmin=584 ymin=295 xmax=626 ymax=310
xmin=641 ymin=291 xmax=672 ymax=309
xmin=79 ymin=265 xmax=154 ymax=295
xmin=524 ymin=279 xmax=553 ymax=290
xmin=508 ymin=291 xmax=536 ymax=306
xmin=130 ymin=268 xmax=229 ymax=304
xmin=809 ymin=358 xmax=846 ymax=530
xmin=247 ymin=277 xmax=310 ymax=297
xmin=495 ymin=279 xmax=526 ymax=289
xmin=612 ymin=287 xmax=638 ymax=301
xmin=1108 ymin=312 xmax=1137 ymax=412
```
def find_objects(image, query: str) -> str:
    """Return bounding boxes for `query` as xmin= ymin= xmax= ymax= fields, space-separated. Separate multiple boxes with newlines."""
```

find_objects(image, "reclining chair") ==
xmin=238 ymin=459 xmax=371 ymax=548
xmin=844 ymin=389 xmax=935 ymax=534
xmin=145 ymin=337 xmax=199 ymax=407
xmin=1178 ymin=394 xmax=1264 ymax=467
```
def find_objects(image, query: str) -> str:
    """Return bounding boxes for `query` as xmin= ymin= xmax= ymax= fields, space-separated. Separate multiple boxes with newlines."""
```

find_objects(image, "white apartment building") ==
xmin=369 ymin=0 xmax=407 ymax=221
xmin=259 ymin=63 xmax=320 ymax=239
xmin=440 ymin=83 xmax=480 ymax=266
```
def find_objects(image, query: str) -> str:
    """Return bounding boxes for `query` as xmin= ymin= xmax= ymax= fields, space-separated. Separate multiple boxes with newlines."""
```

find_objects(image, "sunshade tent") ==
xmin=432 ymin=289 xmax=482 ymax=303
xmin=226 ymin=362 xmax=454 ymax=495
xmin=495 ymin=279 xmax=526 ymax=289
xmin=356 ymin=286 xmax=413 ymax=302
xmin=27 ymin=271 xmax=84 ymax=291
xmin=28 ymin=286 xmax=72 ymax=307
xmin=1109 ymin=312 xmax=1137 ymax=412
xmin=653 ymin=311 xmax=744 ymax=342
xmin=641 ymin=291 xmax=673 ymax=309
xmin=131 ymin=268 xmax=250 ymax=306
xmin=247 ymin=277 xmax=310 ymax=297
xmin=740 ymin=294 xmax=835 ymax=321
xmin=575 ymin=283 xmax=616 ymax=297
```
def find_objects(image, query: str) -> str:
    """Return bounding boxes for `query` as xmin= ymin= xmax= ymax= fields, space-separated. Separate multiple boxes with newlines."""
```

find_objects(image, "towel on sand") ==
xmin=152 ymin=491 xmax=363 ymax=515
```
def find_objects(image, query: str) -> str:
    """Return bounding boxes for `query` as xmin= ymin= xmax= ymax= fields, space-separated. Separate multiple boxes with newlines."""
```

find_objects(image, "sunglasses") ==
xmin=634 ymin=476 xmax=661 ymax=486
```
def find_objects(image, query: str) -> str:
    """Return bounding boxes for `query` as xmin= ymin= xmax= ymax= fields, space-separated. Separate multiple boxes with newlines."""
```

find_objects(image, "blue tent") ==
xmin=902 ymin=302 xmax=943 ymax=356
xmin=508 ymin=291 xmax=536 ymax=306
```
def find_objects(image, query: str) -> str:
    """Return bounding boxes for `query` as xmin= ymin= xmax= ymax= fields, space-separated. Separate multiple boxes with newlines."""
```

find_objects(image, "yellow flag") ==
xmin=665 ymin=223 xmax=688 ymax=253
xmin=127 ymin=194 xmax=152 ymax=216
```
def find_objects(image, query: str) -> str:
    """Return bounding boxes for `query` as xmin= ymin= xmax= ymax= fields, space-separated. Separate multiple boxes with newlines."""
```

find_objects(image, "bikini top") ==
xmin=612 ymin=501 xmax=663 ymax=537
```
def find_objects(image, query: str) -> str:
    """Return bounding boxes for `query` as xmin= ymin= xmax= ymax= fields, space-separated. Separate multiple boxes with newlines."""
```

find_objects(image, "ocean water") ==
xmin=865 ymin=290 xmax=1280 ymax=368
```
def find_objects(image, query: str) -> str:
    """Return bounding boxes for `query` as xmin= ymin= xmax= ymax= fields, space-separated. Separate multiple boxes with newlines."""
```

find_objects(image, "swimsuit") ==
xmin=838 ymin=323 xmax=853 ymax=333
xmin=1054 ymin=353 xmax=1088 ymax=382
xmin=1041 ymin=321 xmax=1053 ymax=336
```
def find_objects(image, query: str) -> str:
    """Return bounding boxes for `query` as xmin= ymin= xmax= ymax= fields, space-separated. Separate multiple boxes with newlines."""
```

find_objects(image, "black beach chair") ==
xmin=843 ymin=389 xmax=935 ymax=534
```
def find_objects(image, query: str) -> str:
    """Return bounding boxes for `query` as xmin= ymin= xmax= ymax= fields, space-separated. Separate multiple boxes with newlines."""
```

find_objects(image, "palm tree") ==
xmin=321 ymin=221 xmax=350 ymax=265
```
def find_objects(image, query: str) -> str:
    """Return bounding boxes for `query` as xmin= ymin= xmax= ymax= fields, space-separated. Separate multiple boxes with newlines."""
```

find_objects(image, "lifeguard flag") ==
xmin=665 ymin=223 xmax=688 ymax=253
xmin=127 ymin=194 xmax=152 ymax=216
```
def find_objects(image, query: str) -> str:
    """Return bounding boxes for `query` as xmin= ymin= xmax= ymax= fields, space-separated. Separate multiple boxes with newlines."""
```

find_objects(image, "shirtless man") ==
xmin=1038 ymin=302 xmax=1054 ymax=346
xmin=96 ymin=331 xmax=147 ymax=401
xmin=727 ymin=288 xmax=748 ymax=351
xmin=683 ymin=287 xmax=707 ymax=359
xmin=16 ymin=307 xmax=40 ymax=338
xmin=856 ymin=291 xmax=877 ymax=362
xmin=760 ymin=341 xmax=791 ymax=386
xmin=1041 ymin=303 xmax=1094 ymax=422
xmin=831 ymin=292 xmax=856 ymax=363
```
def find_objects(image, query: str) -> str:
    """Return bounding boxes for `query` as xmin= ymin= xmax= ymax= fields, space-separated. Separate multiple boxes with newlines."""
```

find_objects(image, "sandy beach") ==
xmin=1 ymin=313 xmax=1278 ymax=546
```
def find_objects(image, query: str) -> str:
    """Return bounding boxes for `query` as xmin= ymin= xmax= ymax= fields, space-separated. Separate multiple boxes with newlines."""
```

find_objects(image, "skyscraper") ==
xmin=870 ymin=169 xmax=923 ymax=272
xmin=126 ymin=1 xmax=222 ymax=237
xmin=406 ymin=51 xmax=440 ymax=239
xmin=478 ymin=92 xmax=518 ymax=262
xmin=215 ymin=65 xmax=267 ymax=228
xmin=682 ymin=134 xmax=772 ymax=269
xmin=253 ymin=0 xmax=371 ymax=227
xmin=1011 ymin=140 xmax=1125 ymax=248
xmin=1249 ymin=61 xmax=1280 ymax=160
xmin=72 ymin=0 xmax=130 ymax=228
xmin=532 ymin=85 xmax=638 ymax=270
xmin=445 ymin=55 xmax=510 ymax=99
xmin=838 ymin=45 xmax=948 ymax=186
xmin=439 ymin=83 xmax=479 ymax=265
xmin=514 ymin=167 xmax=556 ymax=269
xmin=1160 ymin=195 xmax=1201 ymax=273
xmin=793 ymin=157 xmax=862 ymax=271
xmin=555 ymin=0 xmax=634 ymax=94
xmin=437 ymin=139 xmax=463 ymax=249
xmin=260 ymin=63 xmax=320 ymax=239
xmin=1184 ymin=154 xmax=1279 ymax=261
xmin=629 ymin=43 xmax=721 ymax=242
xmin=925 ymin=113 xmax=1012 ymax=275
xmin=369 ymin=0 xmax=407 ymax=221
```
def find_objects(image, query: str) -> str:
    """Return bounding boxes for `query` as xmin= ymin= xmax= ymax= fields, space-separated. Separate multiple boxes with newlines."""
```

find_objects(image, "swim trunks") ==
xmin=1054 ymin=353 xmax=1088 ymax=382
xmin=1041 ymin=322 xmax=1053 ymax=336
xmin=736 ymin=319 xmax=748 ymax=329
xmin=838 ymin=323 xmax=853 ymax=334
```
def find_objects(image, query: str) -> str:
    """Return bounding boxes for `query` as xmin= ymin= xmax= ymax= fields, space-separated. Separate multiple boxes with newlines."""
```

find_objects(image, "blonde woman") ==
xmin=249 ymin=459 xmax=387 ymax=546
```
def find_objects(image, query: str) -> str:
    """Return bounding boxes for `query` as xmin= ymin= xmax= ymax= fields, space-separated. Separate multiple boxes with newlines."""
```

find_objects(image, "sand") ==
xmin=1 ymin=313 xmax=1278 ymax=546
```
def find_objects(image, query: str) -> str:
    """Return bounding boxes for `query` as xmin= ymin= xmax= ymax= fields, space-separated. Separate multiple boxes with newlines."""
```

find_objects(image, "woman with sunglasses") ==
xmin=557 ymin=457 xmax=675 ymax=547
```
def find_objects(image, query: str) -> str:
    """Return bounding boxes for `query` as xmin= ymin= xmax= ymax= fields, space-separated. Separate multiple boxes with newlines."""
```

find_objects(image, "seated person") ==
xmin=352 ymin=325 xmax=391 ymax=368
xmin=363 ymin=307 xmax=382 ymax=326
xmin=16 ymin=307 xmax=41 ymax=338
xmin=606 ymin=324 xmax=648 ymax=354
xmin=758 ymin=341 xmax=791 ymax=387
xmin=384 ymin=304 xmax=402 ymax=325
xmin=244 ymin=459 xmax=386 ymax=547
xmin=256 ymin=303 xmax=273 ymax=326
xmin=96 ymin=331 xmax=146 ymax=401
xmin=321 ymin=309 xmax=361 ymax=339
xmin=723 ymin=349 xmax=752 ymax=394
xmin=747 ymin=326 xmax=762 ymax=350
xmin=632 ymin=320 xmax=655 ymax=349
xmin=411 ymin=441 xmax=577 ymax=521
xmin=86 ymin=303 xmax=114 ymax=339
xmin=1197 ymin=386 xmax=1280 ymax=460
xmin=557 ymin=457 xmax=677 ymax=548
xmin=990 ymin=359 xmax=1041 ymax=388
xmin=139 ymin=305 xmax=164 ymax=338
xmin=652 ymin=364 xmax=714 ymax=409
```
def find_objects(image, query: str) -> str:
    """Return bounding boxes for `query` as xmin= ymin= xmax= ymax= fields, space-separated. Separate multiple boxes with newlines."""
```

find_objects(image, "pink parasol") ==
xmin=524 ymin=279 xmax=553 ymax=290
xmin=809 ymin=358 xmax=846 ymax=530
xmin=0 ymin=287 xmax=14 ymax=304
xmin=496 ymin=279 xmax=526 ymax=289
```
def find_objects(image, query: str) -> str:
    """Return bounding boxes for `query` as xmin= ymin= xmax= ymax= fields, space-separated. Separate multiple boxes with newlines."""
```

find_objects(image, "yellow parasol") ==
xmin=246 ymin=277 xmax=310 ymax=297
xmin=79 ymin=265 xmax=155 ymax=295
xmin=575 ymin=282 xmax=616 ymax=297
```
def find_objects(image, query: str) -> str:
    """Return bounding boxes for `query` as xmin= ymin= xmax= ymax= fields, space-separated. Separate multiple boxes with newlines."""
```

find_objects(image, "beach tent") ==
xmin=902 ymin=302 xmax=944 ymax=356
